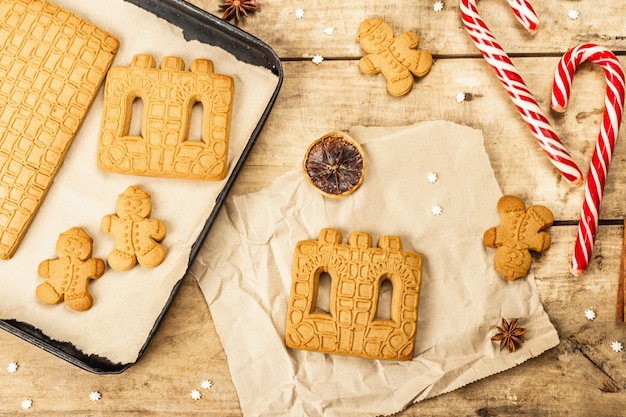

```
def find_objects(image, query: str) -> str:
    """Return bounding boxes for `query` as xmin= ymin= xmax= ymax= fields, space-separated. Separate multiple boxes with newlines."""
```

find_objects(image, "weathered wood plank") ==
xmin=188 ymin=0 xmax=626 ymax=58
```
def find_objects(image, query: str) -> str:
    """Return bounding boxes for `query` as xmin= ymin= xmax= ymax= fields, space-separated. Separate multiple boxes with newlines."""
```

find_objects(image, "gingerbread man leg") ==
xmin=35 ymin=282 xmax=63 ymax=305
xmin=108 ymin=248 xmax=137 ymax=271
xmin=136 ymin=242 xmax=166 ymax=268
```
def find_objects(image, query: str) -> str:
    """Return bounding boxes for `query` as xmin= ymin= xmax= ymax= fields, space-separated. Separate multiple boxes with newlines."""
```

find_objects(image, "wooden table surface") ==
xmin=2 ymin=0 xmax=626 ymax=415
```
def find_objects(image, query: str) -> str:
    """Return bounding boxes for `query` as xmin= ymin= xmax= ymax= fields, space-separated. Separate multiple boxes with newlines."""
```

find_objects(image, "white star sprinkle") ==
xmin=201 ymin=380 xmax=213 ymax=389
xmin=21 ymin=399 xmax=32 ymax=410
xmin=611 ymin=341 xmax=623 ymax=352
xmin=191 ymin=389 xmax=202 ymax=400
xmin=89 ymin=391 xmax=101 ymax=401
xmin=7 ymin=362 xmax=18 ymax=373
xmin=312 ymin=54 xmax=324 ymax=65
xmin=456 ymin=92 xmax=466 ymax=103
xmin=323 ymin=27 xmax=334 ymax=35
xmin=427 ymin=171 xmax=438 ymax=184
xmin=567 ymin=9 xmax=579 ymax=20
xmin=295 ymin=8 xmax=304 ymax=19
xmin=431 ymin=204 xmax=443 ymax=216
xmin=434 ymin=1 xmax=444 ymax=12
xmin=584 ymin=309 xmax=596 ymax=320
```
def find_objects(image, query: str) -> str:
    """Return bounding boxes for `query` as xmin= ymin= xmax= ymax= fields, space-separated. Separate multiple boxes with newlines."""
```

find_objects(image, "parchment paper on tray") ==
xmin=0 ymin=0 xmax=279 ymax=367
xmin=190 ymin=121 xmax=560 ymax=417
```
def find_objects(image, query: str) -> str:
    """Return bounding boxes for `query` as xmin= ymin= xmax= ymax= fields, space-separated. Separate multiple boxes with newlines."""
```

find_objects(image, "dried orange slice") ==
xmin=303 ymin=131 xmax=365 ymax=198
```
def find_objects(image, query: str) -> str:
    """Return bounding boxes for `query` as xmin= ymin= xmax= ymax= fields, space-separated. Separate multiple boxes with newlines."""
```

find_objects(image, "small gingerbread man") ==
xmin=36 ymin=227 xmax=105 ymax=311
xmin=102 ymin=185 xmax=166 ymax=271
xmin=483 ymin=195 xmax=554 ymax=281
xmin=357 ymin=17 xmax=433 ymax=96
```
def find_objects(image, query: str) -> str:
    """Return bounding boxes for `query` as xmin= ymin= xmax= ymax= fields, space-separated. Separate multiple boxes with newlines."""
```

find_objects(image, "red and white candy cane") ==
xmin=460 ymin=0 xmax=584 ymax=185
xmin=551 ymin=44 xmax=626 ymax=276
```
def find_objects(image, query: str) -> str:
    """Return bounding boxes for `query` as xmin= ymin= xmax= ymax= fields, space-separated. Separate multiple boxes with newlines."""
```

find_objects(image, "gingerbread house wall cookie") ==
xmin=97 ymin=54 xmax=234 ymax=180
xmin=285 ymin=228 xmax=423 ymax=361
xmin=0 ymin=0 xmax=119 ymax=260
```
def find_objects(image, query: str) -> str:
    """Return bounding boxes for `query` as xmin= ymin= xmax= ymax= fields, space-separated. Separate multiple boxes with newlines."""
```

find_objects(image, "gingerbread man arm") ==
xmin=86 ymin=258 xmax=106 ymax=279
xmin=150 ymin=219 xmax=167 ymax=242
xmin=101 ymin=214 xmax=115 ymax=234
xmin=397 ymin=31 xmax=420 ymax=49
xmin=37 ymin=259 xmax=51 ymax=279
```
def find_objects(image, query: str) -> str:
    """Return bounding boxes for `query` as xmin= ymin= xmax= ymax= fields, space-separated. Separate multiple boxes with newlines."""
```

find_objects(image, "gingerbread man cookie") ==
xmin=36 ymin=227 xmax=105 ymax=311
xmin=357 ymin=17 xmax=433 ymax=96
xmin=483 ymin=195 xmax=554 ymax=281
xmin=102 ymin=186 xmax=166 ymax=271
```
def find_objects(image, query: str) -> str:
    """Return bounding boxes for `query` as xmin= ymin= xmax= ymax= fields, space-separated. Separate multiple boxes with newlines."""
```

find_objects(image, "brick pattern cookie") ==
xmin=357 ymin=17 xmax=432 ymax=97
xmin=285 ymin=228 xmax=423 ymax=361
xmin=483 ymin=195 xmax=554 ymax=281
xmin=101 ymin=185 xmax=166 ymax=271
xmin=0 ymin=0 xmax=119 ymax=259
xmin=36 ymin=227 xmax=105 ymax=311
xmin=98 ymin=54 xmax=234 ymax=181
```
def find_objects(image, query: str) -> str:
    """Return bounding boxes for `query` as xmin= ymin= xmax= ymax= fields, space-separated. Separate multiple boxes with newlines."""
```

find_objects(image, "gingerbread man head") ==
xmin=116 ymin=185 xmax=152 ymax=218
xmin=56 ymin=227 xmax=93 ymax=260
xmin=357 ymin=17 xmax=394 ymax=54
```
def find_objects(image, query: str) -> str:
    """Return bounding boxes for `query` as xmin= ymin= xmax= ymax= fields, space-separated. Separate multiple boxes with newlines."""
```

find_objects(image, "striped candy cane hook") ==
xmin=551 ymin=44 xmax=626 ymax=275
xmin=460 ymin=0 xmax=584 ymax=185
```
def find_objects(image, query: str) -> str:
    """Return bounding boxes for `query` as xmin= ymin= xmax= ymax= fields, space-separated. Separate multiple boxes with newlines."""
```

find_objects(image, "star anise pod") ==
xmin=303 ymin=132 xmax=365 ymax=198
xmin=491 ymin=318 xmax=526 ymax=353
xmin=219 ymin=0 xmax=259 ymax=21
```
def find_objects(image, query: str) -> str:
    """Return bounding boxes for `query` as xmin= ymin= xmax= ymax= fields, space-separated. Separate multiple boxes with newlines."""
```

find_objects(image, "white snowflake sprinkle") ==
xmin=89 ymin=391 xmax=101 ymax=401
xmin=323 ymin=27 xmax=334 ymax=35
xmin=7 ymin=362 xmax=18 ymax=373
xmin=431 ymin=204 xmax=443 ymax=216
xmin=456 ymin=92 xmax=466 ymax=103
xmin=191 ymin=389 xmax=202 ymax=400
xmin=21 ymin=399 xmax=32 ymax=410
xmin=295 ymin=8 xmax=304 ymax=19
xmin=312 ymin=54 xmax=324 ymax=65
xmin=567 ymin=9 xmax=579 ymax=20
xmin=201 ymin=380 xmax=213 ymax=389
xmin=427 ymin=171 xmax=438 ymax=184
xmin=434 ymin=1 xmax=444 ymax=12
xmin=611 ymin=341 xmax=623 ymax=352
xmin=584 ymin=309 xmax=596 ymax=320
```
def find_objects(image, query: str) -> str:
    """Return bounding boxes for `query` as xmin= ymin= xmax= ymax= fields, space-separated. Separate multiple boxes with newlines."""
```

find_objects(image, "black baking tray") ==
xmin=0 ymin=0 xmax=283 ymax=374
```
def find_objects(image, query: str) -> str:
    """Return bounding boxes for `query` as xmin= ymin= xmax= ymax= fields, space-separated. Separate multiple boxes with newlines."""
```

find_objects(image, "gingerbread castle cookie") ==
xmin=101 ymin=186 xmax=166 ymax=271
xmin=483 ymin=195 xmax=554 ymax=281
xmin=36 ymin=227 xmax=105 ymax=311
xmin=357 ymin=17 xmax=433 ymax=97
xmin=0 ymin=0 xmax=119 ymax=260
xmin=285 ymin=228 xmax=423 ymax=361
xmin=98 ymin=54 xmax=234 ymax=180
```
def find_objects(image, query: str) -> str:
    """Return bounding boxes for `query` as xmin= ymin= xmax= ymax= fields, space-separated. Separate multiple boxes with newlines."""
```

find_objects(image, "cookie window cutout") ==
xmin=285 ymin=228 xmax=423 ymax=361
xmin=303 ymin=131 xmax=365 ymax=198
xmin=101 ymin=186 xmax=167 ymax=271
xmin=483 ymin=195 xmax=553 ymax=281
xmin=98 ymin=55 xmax=233 ymax=180
xmin=36 ymin=228 xmax=105 ymax=312
xmin=357 ymin=17 xmax=433 ymax=96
